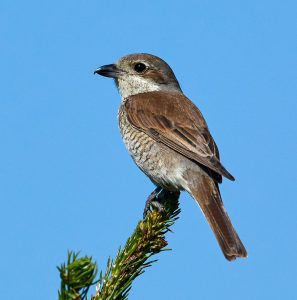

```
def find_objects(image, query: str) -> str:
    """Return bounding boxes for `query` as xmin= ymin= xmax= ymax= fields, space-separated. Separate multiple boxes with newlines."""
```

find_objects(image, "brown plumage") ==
xmin=95 ymin=53 xmax=247 ymax=260
xmin=191 ymin=176 xmax=247 ymax=260
xmin=124 ymin=91 xmax=235 ymax=182
xmin=123 ymin=91 xmax=247 ymax=260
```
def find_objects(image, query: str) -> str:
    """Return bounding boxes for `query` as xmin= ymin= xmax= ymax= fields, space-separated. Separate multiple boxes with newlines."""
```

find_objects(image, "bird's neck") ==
xmin=115 ymin=76 xmax=181 ymax=99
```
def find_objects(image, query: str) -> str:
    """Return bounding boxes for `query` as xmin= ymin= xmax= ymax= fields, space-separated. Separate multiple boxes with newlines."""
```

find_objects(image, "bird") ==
xmin=94 ymin=53 xmax=247 ymax=261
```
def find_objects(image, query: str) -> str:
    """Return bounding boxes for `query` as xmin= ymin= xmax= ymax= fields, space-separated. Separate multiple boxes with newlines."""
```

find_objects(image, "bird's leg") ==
xmin=143 ymin=186 xmax=162 ymax=218
xmin=143 ymin=187 xmax=177 ymax=218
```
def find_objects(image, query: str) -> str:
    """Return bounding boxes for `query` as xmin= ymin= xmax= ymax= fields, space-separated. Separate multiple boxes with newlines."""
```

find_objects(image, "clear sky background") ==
xmin=1 ymin=1 xmax=296 ymax=299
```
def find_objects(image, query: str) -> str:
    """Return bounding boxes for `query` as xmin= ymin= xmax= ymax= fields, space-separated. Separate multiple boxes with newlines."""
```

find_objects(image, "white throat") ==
xmin=116 ymin=75 xmax=181 ymax=99
xmin=116 ymin=76 xmax=162 ymax=99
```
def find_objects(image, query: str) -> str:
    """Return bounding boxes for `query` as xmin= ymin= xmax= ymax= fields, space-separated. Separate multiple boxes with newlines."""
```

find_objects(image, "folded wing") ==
xmin=124 ymin=91 xmax=235 ymax=182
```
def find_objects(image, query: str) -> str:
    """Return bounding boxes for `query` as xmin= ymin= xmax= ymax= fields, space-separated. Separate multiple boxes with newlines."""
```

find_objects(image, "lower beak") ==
xmin=94 ymin=64 xmax=120 ymax=78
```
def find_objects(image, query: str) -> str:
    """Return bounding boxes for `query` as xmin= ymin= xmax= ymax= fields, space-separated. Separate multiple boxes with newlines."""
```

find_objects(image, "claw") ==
xmin=143 ymin=187 xmax=162 ymax=218
xmin=143 ymin=187 xmax=179 ymax=218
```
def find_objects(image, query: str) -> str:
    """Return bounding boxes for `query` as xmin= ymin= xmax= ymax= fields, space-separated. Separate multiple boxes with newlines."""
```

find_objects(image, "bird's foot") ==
xmin=143 ymin=187 xmax=163 ymax=218
xmin=143 ymin=187 xmax=177 ymax=218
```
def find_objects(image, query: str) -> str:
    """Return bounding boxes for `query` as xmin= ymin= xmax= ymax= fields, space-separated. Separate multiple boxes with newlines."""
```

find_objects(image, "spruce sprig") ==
xmin=58 ymin=251 xmax=98 ymax=300
xmin=94 ymin=191 xmax=180 ymax=300
xmin=58 ymin=190 xmax=180 ymax=300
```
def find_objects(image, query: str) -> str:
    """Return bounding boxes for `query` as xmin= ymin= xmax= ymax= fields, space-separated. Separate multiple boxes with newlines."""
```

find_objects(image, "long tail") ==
xmin=189 ymin=175 xmax=248 ymax=261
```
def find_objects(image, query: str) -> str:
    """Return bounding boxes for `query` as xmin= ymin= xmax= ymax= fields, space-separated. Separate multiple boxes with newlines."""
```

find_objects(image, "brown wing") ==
xmin=124 ymin=91 xmax=235 ymax=182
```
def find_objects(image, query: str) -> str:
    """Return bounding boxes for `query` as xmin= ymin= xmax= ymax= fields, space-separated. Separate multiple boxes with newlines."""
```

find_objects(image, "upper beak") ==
xmin=94 ymin=64 xmax=120 ymax=78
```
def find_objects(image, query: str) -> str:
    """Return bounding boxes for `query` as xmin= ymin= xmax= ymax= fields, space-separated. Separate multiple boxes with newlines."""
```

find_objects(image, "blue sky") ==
xmin=1 ymin=1 xmax=296 ymax=299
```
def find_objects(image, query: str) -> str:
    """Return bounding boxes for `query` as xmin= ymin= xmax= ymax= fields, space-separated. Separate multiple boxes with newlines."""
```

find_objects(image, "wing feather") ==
xmin=124 ymin=91 xmax=235 ymax=182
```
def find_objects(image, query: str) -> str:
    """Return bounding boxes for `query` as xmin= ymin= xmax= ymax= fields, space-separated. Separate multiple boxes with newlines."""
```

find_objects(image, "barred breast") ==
xmin=118 ymin=104 xmax=187 ymax=191
xmin=118 ymin=105 xmax=157 ymax=174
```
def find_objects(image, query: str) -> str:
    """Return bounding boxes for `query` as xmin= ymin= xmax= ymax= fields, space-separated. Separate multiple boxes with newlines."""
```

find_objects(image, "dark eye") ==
xmin=134 ymin=62 xmax=146 ymax=73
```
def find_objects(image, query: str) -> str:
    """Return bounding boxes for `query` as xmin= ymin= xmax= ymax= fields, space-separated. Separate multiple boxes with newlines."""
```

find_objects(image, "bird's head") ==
xmin=94 ymin=53 xmax=182 ymax=98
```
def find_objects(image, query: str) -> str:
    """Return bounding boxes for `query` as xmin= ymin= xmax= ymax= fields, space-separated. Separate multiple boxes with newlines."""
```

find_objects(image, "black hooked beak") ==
xmin=94 ymin=64 xmax=120 ymax=78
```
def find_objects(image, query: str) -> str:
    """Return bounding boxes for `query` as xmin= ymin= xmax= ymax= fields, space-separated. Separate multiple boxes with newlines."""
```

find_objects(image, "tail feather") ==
xmin=189 ymin=176 xmax=247 ymax=261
